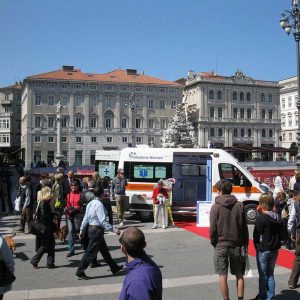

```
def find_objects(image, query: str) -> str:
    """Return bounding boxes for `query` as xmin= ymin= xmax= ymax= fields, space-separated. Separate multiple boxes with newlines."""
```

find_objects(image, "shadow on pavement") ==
xmin=15 ymin=252 xmax=30 ymax=261
xmin=275 ymin=289 xmax=300 ymax=299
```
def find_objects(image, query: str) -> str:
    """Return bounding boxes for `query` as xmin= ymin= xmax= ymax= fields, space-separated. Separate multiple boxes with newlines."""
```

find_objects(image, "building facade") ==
xmin=279 ymin=77 xmax=298 ymax=153
xmin=0 ymin=83 xmax=22 ymax=160
xmin=21 ymin=66 xmax=182 ymax=168
xmin=184 ymin=70 xmax=282 ymax=161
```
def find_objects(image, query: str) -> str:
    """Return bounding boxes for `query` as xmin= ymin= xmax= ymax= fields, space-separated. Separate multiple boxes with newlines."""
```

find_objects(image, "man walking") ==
xmin=119 ymin=227 xmax=162 ymax=300
xmin=210 ymin=179 xmax=249 ymax=300
xmin=75 ymin=186 xmax=123 ymax=279
xmin=111 ymin=168 xmax=127 ymax=226
xmin=18 ymin=176 xmax=33 ymax=233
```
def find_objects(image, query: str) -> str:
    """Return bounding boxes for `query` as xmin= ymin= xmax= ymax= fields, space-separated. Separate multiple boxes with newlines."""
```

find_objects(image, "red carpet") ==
xmin=175 ymin=221 xmax=295 ymax=270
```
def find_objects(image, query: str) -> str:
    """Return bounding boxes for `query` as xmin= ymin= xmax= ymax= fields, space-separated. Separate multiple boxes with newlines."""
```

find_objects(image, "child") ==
xmin=152 ymin=179 xmax=169 ymax=229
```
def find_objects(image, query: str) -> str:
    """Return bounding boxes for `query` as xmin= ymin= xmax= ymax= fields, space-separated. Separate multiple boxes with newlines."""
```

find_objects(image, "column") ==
xmin=55 ymin=102 xmax=64 ymax=164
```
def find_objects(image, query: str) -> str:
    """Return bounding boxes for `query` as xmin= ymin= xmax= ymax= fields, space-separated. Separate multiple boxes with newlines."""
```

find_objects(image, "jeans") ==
xmin=76 ymin=225 xmax=119 ymax=275
xmin=67 ymin=218 xmax=75 ymax=253
xmin=256 ymin=249 xmax=278 ymax=300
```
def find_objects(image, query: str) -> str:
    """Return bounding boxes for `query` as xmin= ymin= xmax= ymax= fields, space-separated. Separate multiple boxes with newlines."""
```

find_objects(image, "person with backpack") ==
xmin=287 ymin=182 xmax=300 ymax=289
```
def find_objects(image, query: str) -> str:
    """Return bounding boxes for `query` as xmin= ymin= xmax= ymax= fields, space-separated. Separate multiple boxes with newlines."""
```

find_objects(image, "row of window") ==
xmin=0 ymin=134 xmax=10 ymax=143
xmin=281 ymin=113 xmax=298 ymax=127
xmin=34 ymin=116 xmax=168 ymax=130
xmin=282 ymin=132 xmax=295 ymax=141
xmin=209 ymin=128 xmax=273 ymax=138
xmin=0 ymin=119 xmax=10 ymax=129
xmin=209 ymin=108 xmax=273 ymax=119
xmin=208 ymin=90 xmax=273 ymax=102
xmin=281 ymin=96 xmax=298 ymax=109
xmin=34 ymin=95 xmax=177 ymax=110
xmin=34 ymin=135 xmax=148 ymax=144
xmin=34 ymin=82 xmax=180 ymax=94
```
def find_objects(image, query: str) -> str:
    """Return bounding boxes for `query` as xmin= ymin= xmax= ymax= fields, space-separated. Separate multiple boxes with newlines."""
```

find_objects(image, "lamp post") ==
xmin=129 ymin=93 xmax=136 ymax=147
xmin=280 ymin=0 xmax=300 ymax=169
xmin=55 ymin=101 xmax=64 ymax=165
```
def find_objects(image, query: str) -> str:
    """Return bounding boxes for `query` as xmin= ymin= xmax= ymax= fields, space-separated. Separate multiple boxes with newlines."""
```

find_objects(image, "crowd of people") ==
xmin=210 ymin=171 xmax=300 ymax=300
xmin=0 ymin=167 xmax=164 ymax=300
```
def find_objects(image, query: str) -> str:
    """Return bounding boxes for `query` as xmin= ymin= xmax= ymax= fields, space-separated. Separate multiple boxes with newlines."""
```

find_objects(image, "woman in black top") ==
xmin=31 ymin=186 xmax=56 ymax=269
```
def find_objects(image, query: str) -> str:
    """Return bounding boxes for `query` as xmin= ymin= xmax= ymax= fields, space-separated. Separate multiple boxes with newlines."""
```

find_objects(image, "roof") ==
xmin=26 ymin=67 xmax=181 ymax=86
xmin=0 ymin=83 xmax=22 ymax=91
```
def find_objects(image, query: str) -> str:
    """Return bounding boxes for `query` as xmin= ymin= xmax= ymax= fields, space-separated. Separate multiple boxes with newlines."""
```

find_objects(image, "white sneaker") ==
xmin=152 ymin=225 xmax=157 ymax=229
xmin=162 ymin=225 xmax=167 ymax=229
xmin=119 ymin=222 xmax=124 ymax=227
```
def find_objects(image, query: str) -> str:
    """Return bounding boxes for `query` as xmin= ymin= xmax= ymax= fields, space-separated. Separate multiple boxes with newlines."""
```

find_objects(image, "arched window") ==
xmin=210 ymin=128 xmax=215 ymax=137
xmin=121 ymin=115 xmax=128 ymax=129
xmin=246 ymin=92 xmax=251 ymax=101
xmin=90 ymin=114 xmax=98 ymax=128
xmin=269 ymin=129 xmax=273 ymax=138
xmin=233 ymin=91 xmax=237 ymax=100
xmin=240 ymin=92 xmax=244 ymax=101
xmin=217 ymin=90 xmax=222 ymax=100
xmin=234 ymin=129 xmax=238 ymax=137
xmin=241 ymin=129 xmax=245 ymax=137
xmin=104 ymin=111 xmax=114 ymax=130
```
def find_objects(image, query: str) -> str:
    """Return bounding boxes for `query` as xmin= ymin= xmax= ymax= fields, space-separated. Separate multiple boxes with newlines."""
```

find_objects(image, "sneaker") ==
xmin=162 ymin=225 xmax=167 ymax=229
xmin=112 ymin=265 xmax=123 ymax=276
xmin=75 ymin=273 xmax=90 ymax=280
xmin=152 ymin=225 xmax=157 ymax=229
xmin=119 ymin=222 xmax=124 ymax=227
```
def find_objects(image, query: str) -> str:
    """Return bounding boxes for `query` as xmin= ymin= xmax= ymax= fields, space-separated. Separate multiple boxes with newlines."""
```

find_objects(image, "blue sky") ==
xmin=0 ymin=0 xmax=296 ymax=86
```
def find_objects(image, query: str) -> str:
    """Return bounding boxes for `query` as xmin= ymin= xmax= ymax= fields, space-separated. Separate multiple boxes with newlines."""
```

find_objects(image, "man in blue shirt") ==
xmin=75 ymin=186 xmax=122 ymax=280
xmin=119 ymin=227 xmax=162 ymax=300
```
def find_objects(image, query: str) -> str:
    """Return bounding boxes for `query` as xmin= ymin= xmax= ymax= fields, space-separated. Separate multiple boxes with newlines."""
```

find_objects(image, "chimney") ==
xmin=62 ymin=65 xmax=74 ymax=72
xmin=126 ymin=69 xmax=137 ymax=75
xmin=188 ymin=70 xmax=194 ymax=79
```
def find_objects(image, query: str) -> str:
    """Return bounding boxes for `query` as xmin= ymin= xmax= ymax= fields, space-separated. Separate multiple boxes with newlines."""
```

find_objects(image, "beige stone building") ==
xmin=21 ymin=66 xmax=182 ymax=168
xmin=0 ymin=82 xmax=22 ymax=160
xmin=184 ymin=70 xmax=282 ymax=161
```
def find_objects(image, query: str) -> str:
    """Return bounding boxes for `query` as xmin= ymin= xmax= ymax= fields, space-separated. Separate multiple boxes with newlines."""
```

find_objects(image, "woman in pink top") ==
xmin=65 ymin=181 xmax=81 ymax=258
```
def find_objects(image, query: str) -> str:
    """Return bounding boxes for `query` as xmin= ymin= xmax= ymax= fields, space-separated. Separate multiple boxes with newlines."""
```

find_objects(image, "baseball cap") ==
xmin=117 ymin=168 xmax=125 ymax=173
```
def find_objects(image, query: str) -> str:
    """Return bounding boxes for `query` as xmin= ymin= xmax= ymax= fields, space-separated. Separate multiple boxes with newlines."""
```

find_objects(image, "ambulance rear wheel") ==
xmin=138 ymin=211 xmax=153 ymax=222
xmin=244 ymin=203 xmax=258 ymax=224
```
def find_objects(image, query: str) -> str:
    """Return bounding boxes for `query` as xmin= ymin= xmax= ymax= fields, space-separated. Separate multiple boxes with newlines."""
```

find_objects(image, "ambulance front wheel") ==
xmin=138 ymin=211 xmax=154 ymax=222
xmin=244 ymin=203 xmax=258 ymax=224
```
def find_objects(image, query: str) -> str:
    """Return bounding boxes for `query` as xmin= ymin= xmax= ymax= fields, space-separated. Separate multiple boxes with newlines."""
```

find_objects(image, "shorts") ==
xmin=214 ymin=245 xmax=246 ymax=276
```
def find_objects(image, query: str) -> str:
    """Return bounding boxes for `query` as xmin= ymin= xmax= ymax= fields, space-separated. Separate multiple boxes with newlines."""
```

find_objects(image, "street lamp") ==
xmin=129 ymin=93 xmax=136 ymax=147
xmin=55 ymin=101 xmax=64 ymax=165
xmin=280 ymin=0 xmax=300 ymax=169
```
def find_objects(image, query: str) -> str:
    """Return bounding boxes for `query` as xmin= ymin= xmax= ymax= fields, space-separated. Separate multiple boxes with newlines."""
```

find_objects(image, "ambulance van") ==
xmin=118 ymin=147 xmax=272 ymax=224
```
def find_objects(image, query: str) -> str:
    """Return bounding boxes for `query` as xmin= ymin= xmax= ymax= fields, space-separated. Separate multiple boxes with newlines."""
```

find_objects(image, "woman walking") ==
xmin=31 ymin=186 xmax=56 ymax=269
xmin=65 ymin=181 xmax=81 ymax=258
xmin=0 ymin=235 xmax=15 ymax=300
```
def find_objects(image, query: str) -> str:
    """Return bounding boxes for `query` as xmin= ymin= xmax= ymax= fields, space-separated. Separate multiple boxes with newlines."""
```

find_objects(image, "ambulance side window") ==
xmin=218 ymin=163 xmax=249 ymax=187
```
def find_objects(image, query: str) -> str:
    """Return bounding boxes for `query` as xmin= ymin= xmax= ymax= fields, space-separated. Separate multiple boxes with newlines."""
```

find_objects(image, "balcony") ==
xmin=198 ymin=117 xmax=281 ymax=124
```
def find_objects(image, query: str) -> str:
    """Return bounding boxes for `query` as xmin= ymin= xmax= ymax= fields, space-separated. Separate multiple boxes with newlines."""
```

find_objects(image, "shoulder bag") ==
xmin=30 ymin=202 xmax=47 ymax=236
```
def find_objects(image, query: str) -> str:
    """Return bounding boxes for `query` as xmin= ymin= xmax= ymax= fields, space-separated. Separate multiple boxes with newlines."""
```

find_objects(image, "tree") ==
xmin=161 ymin=103 xmax=196 ymax=148
xmin=290 ymin=142 xmax=298 ymax=157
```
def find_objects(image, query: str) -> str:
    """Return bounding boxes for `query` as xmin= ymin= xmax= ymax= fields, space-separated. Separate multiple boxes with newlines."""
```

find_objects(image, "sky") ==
xmin=0 ymin=0 xmax=297 ymax=87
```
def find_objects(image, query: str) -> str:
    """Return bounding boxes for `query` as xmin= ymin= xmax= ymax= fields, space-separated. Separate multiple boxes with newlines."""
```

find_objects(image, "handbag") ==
xmin=14 ymin=196 xmax=21 ymax=212
xmin=30 ymin=202 xmax=47 ymax=236
xmin=0 ymin=260 xmax=16 ymax=287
